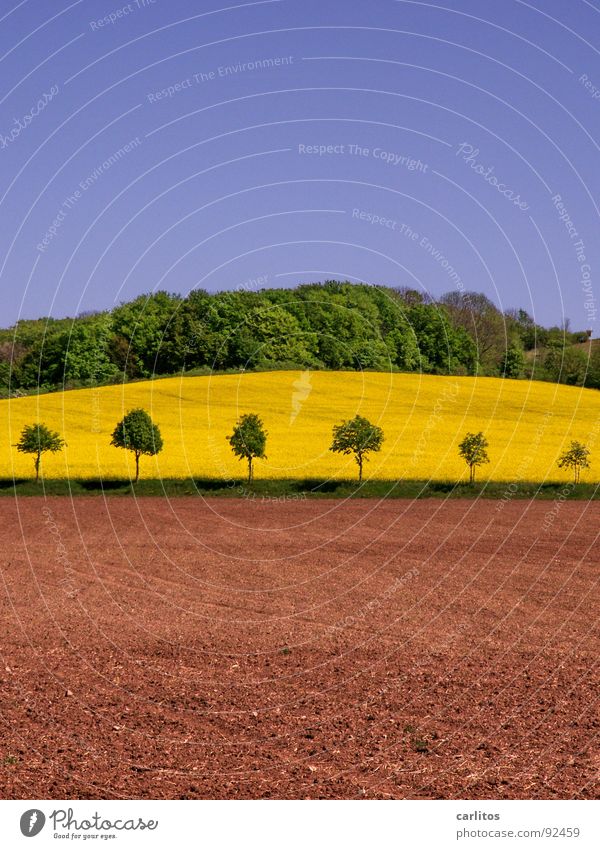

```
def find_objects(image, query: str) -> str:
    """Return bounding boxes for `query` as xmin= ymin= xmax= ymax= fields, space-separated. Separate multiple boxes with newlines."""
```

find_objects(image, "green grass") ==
xmin=0 ymin=477 xmax=598 ymax=499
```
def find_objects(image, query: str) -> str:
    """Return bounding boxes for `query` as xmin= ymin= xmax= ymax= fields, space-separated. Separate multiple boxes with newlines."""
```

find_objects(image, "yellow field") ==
xmin=2 ymin=371 xmax=600 ymax=482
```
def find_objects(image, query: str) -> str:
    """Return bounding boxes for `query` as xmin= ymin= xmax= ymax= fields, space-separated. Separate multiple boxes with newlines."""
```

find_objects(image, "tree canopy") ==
xmin=15 ymin=422 xmax=66 ymax=482
xmin=0 ymin=282 xmax=594 ymax=398
xmin=557 ymin=440 xmax=591 ymax=484
xmin=110 ymin=408 xmax=163 ymax=482
xmin=228 ymin=413 xmax=267 ymax=482
xmin=330 ymin=415 xmax=384 ymax=482
xmin=458 ymin=431 xmax=490 ymax=484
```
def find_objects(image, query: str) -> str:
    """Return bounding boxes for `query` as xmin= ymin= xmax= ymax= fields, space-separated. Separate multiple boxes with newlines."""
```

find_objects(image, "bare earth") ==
xmin=0 ymin=497 xmax=598 ymax=799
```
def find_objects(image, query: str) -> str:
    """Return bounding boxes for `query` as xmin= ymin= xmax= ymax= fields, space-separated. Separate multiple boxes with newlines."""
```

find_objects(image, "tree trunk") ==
xmin=135 ymin=452 xmax=140 ymax=483
xmin=35 ymin=452 xmax=41 ymax=483
xmin=248 ymin=457 xmax=253 ymax=483
xmin=470 ymin=465 xmax=475 ymax=484
xmin=358 ymin=455 xmax=363 ymax=483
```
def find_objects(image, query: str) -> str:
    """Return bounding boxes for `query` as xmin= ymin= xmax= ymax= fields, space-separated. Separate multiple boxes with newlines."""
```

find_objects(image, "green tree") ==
xmin=543 ymin=344 xmax=587 ymax=386
xmin=59 ymin=319 xmax=116 ymax=384
xmin=17 ymin=317 xmax=115 ymax=390
xmin=330 ymin=415 xmax=384 ymax=482
xmin=557 ymin=440 xmax=591 ymax=484
xmin=110 ymin=408 xmax=163 ymax=482
xmin=505 ymin=307 xmax=539 ymax=351
xmin=233 ymin=305 xmax=315 ymax=367
xmin=15 ymin=422 xmax=66 ymax=482
xmin=458 ymin=431 xmax=490 ymax=483
xmin=385 ymin=325 xmax=420 ymax=370
xmin=228 ymin=413 xmax=267 ymax=482
xmin=283 ymin=284 xmax=389 ymax=370
xmin=584 ymin=343 xmax=600 ymax=389
xmin=500 ymin=345 xmax=525 ymax=379
xmin=111 ymin=291 xmax=182 ymax=377
xmin=407 ymin=303 xmax=477 ymax=375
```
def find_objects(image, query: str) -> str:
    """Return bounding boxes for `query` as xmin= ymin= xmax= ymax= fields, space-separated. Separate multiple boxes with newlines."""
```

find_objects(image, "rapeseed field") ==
xmin=1 ymin=371 xmax=599 ymax=482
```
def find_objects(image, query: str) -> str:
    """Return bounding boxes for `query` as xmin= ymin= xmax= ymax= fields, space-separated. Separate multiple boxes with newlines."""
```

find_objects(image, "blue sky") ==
xmin=1 ymin=0 xmax=599 ymax=330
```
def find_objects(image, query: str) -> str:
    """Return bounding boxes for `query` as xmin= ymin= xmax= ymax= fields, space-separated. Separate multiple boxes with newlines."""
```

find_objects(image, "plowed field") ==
xmin=1 ymin=497 xmax=598 ymax=799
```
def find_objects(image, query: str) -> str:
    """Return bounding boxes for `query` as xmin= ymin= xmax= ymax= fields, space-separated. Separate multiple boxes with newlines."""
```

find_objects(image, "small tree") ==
xmin=15 ymin=422 xmax=66 ymax=482
xmin=330 ymin=415 xmax=384 ymax=482
xmin=228 ymin=413 xmax=267 ymax=482
xmin=458 ymin=431 xmax=489 ymax=483
xmin=557 ymin=440 xmax=590 ymax=484
xmin=111 ymin=408 xmax=163 ymax=483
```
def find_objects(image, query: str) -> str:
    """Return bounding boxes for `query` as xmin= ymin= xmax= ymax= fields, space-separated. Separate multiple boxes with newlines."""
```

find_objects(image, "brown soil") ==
xmin=0 ymin=496 xmax=598 ymax=799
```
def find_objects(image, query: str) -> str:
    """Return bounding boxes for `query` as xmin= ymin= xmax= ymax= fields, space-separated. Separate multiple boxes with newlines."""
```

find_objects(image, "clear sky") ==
xmin=0 ymin=0 xmax=599 ymax=330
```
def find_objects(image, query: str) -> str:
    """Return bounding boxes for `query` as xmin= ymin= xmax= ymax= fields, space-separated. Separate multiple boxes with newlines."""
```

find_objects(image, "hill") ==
xmin=2 ymin=371 xmax=599 ymax=483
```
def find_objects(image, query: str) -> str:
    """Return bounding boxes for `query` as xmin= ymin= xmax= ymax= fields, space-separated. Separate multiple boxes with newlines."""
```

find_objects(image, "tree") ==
xmin=385 ymin=325 xmax=420 ymax=370
xmin=505 ymin=308 xmax=538 ymax=351
xmin=543 ymin=344 xmax=587 ymax=386
xmin=15 ymin=422 xmax=66 ymax=482
xmin=111 ymin=291 xmax=182 ymax=378
xmin=458 ymin=431 xmax=490 ymax=484
xmin=406 ymin=303 xmax=477 ymax=375
xmin=440 ymin=291 xmax=505 ymax=372
xmin=557 ymin=440 xmax=591 ymax=484
xmin=232 ymin=305 xmax=316 ymax=367
xmin=228 ymin=413 xmax=267 ymax=482
xmin=584 ymin=343 xmax=600 ymax=389
xmin=500 ymin=345 xmax=525 ymax=379
xmin=284 ymin=290 xmax=387 ymax=370
xmin=330 ymin=415 xmax=384 ymax=482
xmin=61 ymin=319 xmax=116 ymax=384
xmin=110 ymin=408 xmax=163 ymax=483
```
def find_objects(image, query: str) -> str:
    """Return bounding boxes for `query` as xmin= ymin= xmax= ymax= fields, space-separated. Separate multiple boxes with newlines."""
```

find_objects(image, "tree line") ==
xmin=1 ymin=282 xmax=597 ymax=397
xmin=15 ymin=411 xmax=592 ymax=486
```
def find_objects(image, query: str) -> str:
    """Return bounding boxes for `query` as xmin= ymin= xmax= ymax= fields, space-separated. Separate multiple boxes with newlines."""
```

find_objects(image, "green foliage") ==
xmin=61 ymin=320 xmax=116 ymax=383
xmin=17 ymin=314 xmax=116 ymax=389
xmin=228 ymin=413 xmax=267 ymax=482
xmin=0 ymin=282 xmax=593 ymax=393
xmin=500 ymin=345 xmax=525 ymax=379
xmin=506 ymin=308 xmax=538 ymax=351
xmin=330 ymin=414 xmax=384 ymax=482
xmin=385 ymin=325 xmax=420 ymax=370
xmin=0 ymin=360 xmax=12 ymax=396
xmin=232 ymin=305 xmax=316 ymax=367
xmin=2 ymin=477 xmax=600 ymax=499
xmin=583 ymin=344 xmax=600 ymax=389
xmin=15 ymin=422 xmax=66 ymax=482
xmin=406 ymin=303 xmax=477 ymax=374
xmin=283 ymin=285 xmax=387 ymax=369
xmin=543 ymin=345 xmax=588 ymax=386
xmin=458 ymin=431 xmax=490 ymax=483
xmin=110 ymin=408 xmax=163 ymax=482
xmin=112 ymin=291 xmax=182 ymax=378
xmin=557 ymin=440 xmax=591 ymax=484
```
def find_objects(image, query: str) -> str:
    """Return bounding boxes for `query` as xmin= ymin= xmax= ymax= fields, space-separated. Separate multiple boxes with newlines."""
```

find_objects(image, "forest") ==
xmin=0 ymin=281 xmax=596 ymax=396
